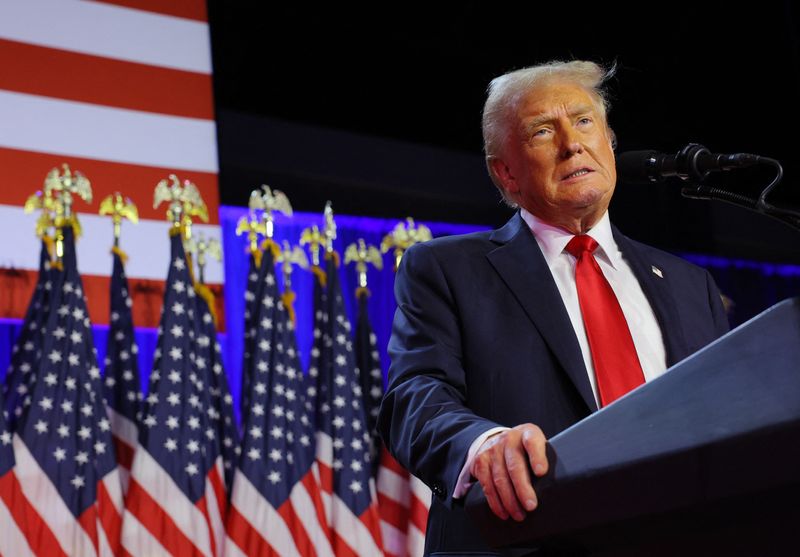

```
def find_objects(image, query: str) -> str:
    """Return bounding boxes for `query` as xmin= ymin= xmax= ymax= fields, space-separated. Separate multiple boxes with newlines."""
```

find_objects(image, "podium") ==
xmin=465 ymin=298 xmax=800 ymax=556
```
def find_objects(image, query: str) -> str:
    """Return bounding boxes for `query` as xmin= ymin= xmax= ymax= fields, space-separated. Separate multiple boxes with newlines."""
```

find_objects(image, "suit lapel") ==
xmin=612 ymin=227 xmax=689 ymax=366
xmin=487 ymin=214 xmax=597 ymax=412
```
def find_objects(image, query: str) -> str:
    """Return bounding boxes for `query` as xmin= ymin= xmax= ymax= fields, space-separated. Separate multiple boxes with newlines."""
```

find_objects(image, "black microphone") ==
xmin=616 ymin=143 xmax=762 ymax=183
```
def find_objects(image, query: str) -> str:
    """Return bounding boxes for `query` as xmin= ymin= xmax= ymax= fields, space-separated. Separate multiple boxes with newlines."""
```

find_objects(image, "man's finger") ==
xmin=504 ymin=442 xmax=537 ymax=512
xmin=473 ymin=454 xmax=509 ymax=520
xmin=490 ymin=449 xmax=525 ymax=521
xmin=522 ymin=426 xmax=549 ymax=477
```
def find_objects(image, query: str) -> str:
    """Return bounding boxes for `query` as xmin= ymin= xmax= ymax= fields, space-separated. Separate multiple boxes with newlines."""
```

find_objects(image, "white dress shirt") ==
xmin=453 ymin=209 xmax=667 ymax=498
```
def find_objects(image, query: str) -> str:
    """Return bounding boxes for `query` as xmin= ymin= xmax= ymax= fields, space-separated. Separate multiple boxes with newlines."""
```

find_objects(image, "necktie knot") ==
xmin=565 ymin=235 xmax=598 ymax=258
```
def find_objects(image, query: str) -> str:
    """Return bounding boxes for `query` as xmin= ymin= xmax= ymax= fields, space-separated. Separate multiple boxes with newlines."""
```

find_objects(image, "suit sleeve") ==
xmin=377 ymin=242 xmax=501 ymax=508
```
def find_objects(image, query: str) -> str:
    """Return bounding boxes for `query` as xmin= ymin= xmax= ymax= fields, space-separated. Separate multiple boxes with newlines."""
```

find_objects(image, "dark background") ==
xmin=206 ymin=2 xmax=800 ymax=263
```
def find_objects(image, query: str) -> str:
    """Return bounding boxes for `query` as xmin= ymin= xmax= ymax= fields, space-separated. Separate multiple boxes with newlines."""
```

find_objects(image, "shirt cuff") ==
xmin=452 ymin=426 xmax=510 ymax=499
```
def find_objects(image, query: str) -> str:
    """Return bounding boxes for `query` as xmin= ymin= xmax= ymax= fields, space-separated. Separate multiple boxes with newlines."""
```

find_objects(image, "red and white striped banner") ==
xmin=376 ymin=448 xmax=431 ymax=557
xmin=0 ymin=0 xmax=222 ymax=329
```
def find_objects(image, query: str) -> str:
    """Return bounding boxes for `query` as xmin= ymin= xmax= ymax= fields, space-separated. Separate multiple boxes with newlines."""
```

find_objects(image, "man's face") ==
xmin=491 ymin=80 xmax=617 ymax=231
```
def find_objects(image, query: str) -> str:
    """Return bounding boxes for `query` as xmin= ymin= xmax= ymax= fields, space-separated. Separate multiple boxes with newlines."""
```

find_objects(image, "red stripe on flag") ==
xmin=376 ymin=492 xmax=410 ymax=531
xmin=77 ymin=504 xmax=100 ymax=554
xmin=207 ymin=465 xmax=227 ymax=527
xmin=98 ymin=479 xmax=123 ymax=555
xmin=316 ymin=459 xmax=333 ymax=495
xmin=113 ymin=435 xmax=135 ymax=470
xmin=0 ymin=39 xmax=214 ymax=120
xmin=195 ymin=496 xmax=217 ymax=557
xmin=409 ymin=494 xmax=428 ymax=535
xmin=276 ymin=496 xmax=316 ymax=557
xmin=361 ymin=503 xmax=385 ymax=550
xmin=330 ymin=531 xmax=360 ymax=557
xmin=0 ymin=471 xmax=68 ymax=557
xmin=300 ymin=471 xmax=331 ymax=542
xmin=0 ymin=270 xmax=226 ymax=331
xmin=0 ymin=147 xmax=219 ymax=223
xmin=379 ymin=447 xmax=408 ymax=476
xmin=125 ymin=477 xmax=206 ymax=557
xmin=225 ymin=504 xmax=281 ymax=557
xmin=92 ymin=0 xmax=208 ymax=22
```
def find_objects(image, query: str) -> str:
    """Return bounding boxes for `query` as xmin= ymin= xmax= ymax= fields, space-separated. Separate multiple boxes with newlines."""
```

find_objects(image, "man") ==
xmin=377 ymin=60 xmax=730 ymax=555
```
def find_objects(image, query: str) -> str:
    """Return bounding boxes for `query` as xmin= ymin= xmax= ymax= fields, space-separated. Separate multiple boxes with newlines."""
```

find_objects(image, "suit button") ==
xmin=432 ymin=481 xmax=445 ymax=499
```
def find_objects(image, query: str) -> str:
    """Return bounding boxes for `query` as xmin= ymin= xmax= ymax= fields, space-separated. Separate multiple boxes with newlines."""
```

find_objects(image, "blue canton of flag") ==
xmin=227 ymin=248 xmax=333 ymax=556
xmin=3 ymin=240 xmax=53 ymax=431
xmin=195 ymin=289 xmax=240 ymax=494
xmin=122 ymin=232 xmax=227 ymax=557
xmin=0 ymin=390 xmax=14 ymax=483
xmin=103 ymin=248 xmax=142 ymax=493
xmin=12 ymin=226 xmax=123 ymax=556
xmin=306 ymin=266 xmax=326 ymax=431
xmin=315 ymin=255 xmax=383 ymax=556
xmin=354 ymin=292 xmax=384 ymax=478
xmin=241 ymin=250 xmax=261 ymax=416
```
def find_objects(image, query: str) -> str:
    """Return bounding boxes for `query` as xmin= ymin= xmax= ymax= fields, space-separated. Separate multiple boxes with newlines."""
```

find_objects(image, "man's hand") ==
xmin=470 ymin=423 xmax=548 ymax=521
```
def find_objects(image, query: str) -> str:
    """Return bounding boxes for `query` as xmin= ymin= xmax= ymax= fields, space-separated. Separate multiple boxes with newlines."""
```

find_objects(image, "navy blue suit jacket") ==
xmin=377 ymin=213 xmax=729 ymax=556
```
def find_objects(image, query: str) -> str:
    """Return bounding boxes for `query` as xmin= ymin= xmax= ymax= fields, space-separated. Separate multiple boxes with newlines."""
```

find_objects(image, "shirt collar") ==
xmin=519 ymin=208 xmax=620 ymax=270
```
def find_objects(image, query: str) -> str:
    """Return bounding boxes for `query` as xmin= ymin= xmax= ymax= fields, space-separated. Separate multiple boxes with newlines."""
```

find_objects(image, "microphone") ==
xmin=616 ymin=143 xmax=762 ymax=183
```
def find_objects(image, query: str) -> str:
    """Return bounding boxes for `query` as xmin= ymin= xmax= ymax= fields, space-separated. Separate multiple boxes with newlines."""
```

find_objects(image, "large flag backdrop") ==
xmin=0 ymin=0 xmax=223 ymax=330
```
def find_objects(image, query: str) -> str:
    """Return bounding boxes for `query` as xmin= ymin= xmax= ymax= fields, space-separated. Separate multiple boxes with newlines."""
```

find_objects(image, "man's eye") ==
xmin=577 ymin=117 xmax=593 ymax=126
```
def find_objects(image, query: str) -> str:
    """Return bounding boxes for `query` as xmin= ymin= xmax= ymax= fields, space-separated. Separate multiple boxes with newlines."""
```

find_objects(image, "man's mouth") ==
xmin=562 ymin=168 xmax=593 ymax=180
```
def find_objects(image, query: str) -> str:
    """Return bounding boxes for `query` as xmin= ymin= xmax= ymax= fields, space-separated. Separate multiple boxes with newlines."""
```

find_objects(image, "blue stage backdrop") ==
xmin=2 ymin=207 xmax=799 ymax=426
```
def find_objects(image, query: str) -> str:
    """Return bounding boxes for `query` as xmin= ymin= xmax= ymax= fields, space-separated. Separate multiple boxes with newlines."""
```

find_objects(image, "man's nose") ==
xmin=559 ymin=128 xmax=583 ymax=158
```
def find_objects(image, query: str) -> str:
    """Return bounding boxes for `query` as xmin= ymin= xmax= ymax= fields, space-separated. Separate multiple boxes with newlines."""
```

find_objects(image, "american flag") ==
xmin=122 ymin=232 xmax=227 ymax=557
xmin=241 ymin=249 xmax=261 ymax=419
xmin=12 ymin=225 xmax=123 ymax=556
xmin=1 ymin=378 xmax=55 ymax=556
xmin=3 ymin=240 xmax=52 ymax=431
xmin=103 ymin=248 xmax=142 ymax=494
xmin=355 ymin=290 xmax=430 ymax=557
xmin=195 ymin=288 xmax=240 ymax=494
xmin=375 ymin=452 xmax=430 ymax=557
xmin=354 ymin=292 xmax=383 ymax=476
xmin=314 ymin=255 xmax=383 ymax=557
xmin=226 ymin=248 xmax=333 ymax=557
xmin=306 ymin=266 xmax=326 ymax=442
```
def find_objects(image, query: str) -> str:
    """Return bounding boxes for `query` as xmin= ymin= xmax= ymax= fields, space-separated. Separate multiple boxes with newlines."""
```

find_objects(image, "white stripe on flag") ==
xmin=102 ymin=469 xmax=125 ymax=517
xmin=107 ymin=407 xmax=139 ymax=449
xmin=0 ymin=1 xmax=211 ymax=73
xmin=331 ymin=494 xmax=383 ymax=557
xmin=409 ymin=475 xmax=431 ymax=507
xmin=121 ymin=510 xmax=171 ymax=557
xmin=288 ymin=473 xmax=335 ymax=557
xmin=0 ymin=91 xmax=218 ymax=173
xmin=379 ymin=520 xmax=407 ymax=557
xmin=0 ymin=205 xmax=224 ymax=283
xmin=126 ymin=446 xmax=212 ymax=556
xmin=12 ymin=434 xmax=95 ymax=556
xmin=0 ymin=494 xmax=36 ymax=557
xmin=97 ymin=520 xmax=114 ymax=557
xmin=223 ymin=537 xmax=247 ymax=557
xmin=407 ymin=524 xmax=426 ymax=557
xmin=228 ymin=470 xmax=301 ymax=557
xmin=376 ymin=466 xmax=411 ymax=505
xmin=205 ymin=459 xmax=226 ymax=557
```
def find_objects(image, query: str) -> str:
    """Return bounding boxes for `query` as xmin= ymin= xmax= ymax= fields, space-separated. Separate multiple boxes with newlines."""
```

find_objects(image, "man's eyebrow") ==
xmin=523 ymin=104 xmax=597 ymax=134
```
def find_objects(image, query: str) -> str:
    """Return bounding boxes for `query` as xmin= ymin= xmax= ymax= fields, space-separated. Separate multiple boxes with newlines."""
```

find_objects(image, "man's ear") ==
xmin=488 ymin=156 xmax=518 ymax=197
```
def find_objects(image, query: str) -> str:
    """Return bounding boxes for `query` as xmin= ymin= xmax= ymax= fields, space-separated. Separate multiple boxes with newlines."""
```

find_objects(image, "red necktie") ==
xmin=565 ymin=235 xmax=645 ymax=406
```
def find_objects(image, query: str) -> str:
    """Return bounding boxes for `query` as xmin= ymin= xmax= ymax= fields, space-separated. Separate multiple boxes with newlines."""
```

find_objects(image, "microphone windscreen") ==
xmin=616 ymin=150 xmax=660 ymax=184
